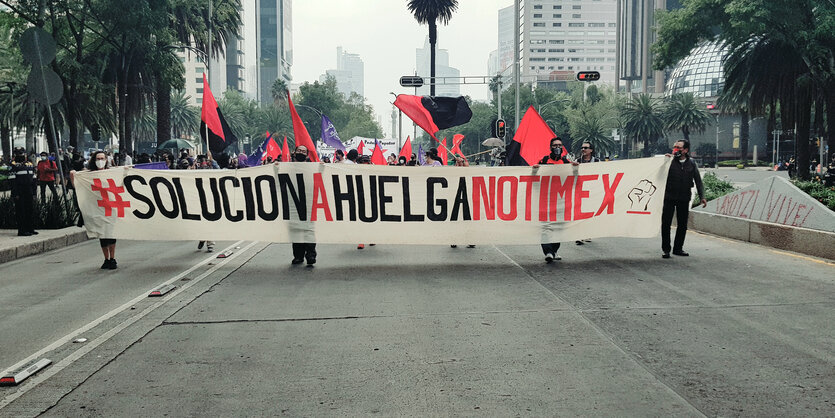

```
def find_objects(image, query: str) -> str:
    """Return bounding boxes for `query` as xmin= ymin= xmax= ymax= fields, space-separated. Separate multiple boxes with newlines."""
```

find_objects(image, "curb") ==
xmin=0 ymin=228 xmax=91 ymax=265
xmin=690 ymin=211 xmax=835 ymax=261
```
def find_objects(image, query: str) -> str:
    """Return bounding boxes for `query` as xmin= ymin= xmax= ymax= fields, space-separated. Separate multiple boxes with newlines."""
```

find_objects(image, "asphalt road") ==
xmin=0 ymin=232 xmax=833 ymax=417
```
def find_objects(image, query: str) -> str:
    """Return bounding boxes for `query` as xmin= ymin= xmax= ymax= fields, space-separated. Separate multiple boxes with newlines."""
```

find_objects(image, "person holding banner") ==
xmin=576 ymin=142 xmax=600 ymax=246
xmin=290 ymin=145 xmax=317 ymax=265
xmin=423 ymin=148 xmax=442 ymax=167
xmin=662 ymin=139 xmax=706 ymax=258
xmin=534 ymin=137 xmax=579 ymax=263
xmin=71 ymin=151 xmax=118 ymax=269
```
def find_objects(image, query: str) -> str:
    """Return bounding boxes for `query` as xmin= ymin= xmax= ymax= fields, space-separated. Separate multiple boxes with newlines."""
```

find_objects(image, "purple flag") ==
xmin=320 ymin=115 xmax=346 ymax=152
xmin=246 ymin=135 xmax=271 ymax=167
xmin=418 ymin=144 xmax=425 ymax=166
xmin=134 ymin=162 xmax=169 ymax=170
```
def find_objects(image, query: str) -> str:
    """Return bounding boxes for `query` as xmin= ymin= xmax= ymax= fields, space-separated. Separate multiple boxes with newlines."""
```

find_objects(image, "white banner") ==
xmin=74 ymin=158 xmax=671 ymax=245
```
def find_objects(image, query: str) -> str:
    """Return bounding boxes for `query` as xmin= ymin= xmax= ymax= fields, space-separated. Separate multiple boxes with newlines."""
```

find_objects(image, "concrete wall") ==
xmin=690 ymin=211 xmax=835 ymax=260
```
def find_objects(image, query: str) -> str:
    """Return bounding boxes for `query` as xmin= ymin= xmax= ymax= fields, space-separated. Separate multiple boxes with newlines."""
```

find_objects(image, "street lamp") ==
xmin=537 ymin=98 xmax=571 ymax=114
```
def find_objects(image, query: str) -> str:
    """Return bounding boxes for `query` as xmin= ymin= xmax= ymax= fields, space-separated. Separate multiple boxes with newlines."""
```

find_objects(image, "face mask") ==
xmin=40 ymin=156 xmax=47 ymax=161
xmin=551 ymin=145 xmax=562 ymax=156
xmin=673 ymin=148 xmax=683 ymax=158
xmin=95 ymin=160 xmax=107 ymax=169
xmin=294 ymin=153 xmax=307 ymax=162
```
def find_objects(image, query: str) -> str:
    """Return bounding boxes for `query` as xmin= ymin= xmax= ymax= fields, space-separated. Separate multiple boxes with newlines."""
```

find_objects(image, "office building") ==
xmin=416 ymin=37 xmax=460 ymax=97
xmin=616 ymin=0 xmax=681 ymax=93
xmin=319 ymin=47 xmax=364 ymax=98
xmin=518 ymin=0 xmax=618 ymax=85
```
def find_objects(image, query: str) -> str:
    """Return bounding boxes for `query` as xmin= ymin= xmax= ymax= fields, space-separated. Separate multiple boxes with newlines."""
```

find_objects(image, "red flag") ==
xmin=287 ymin=93 xmax=320 ymax=162
xmin=393 ymin=95 xmax=473 ymax=140
xmin=264 ymin=133 xmax=280 ymax=161
xmin=357 ymin=140 xmax=365 ymax=155
xmin=398 ymin=136 xmax=412 ymax=160
xmin=200 ymin=74 xmax=237 ymax=155
xmin=438 ymin=138 xmax=448 ymax=165
xmin=506 ymin=106 xmax=557 ymax=166
xmin=450 ymin=134 xmax=465 ymax=156
xmin=371 ymin=140 xmax=386 ymax=165
xmin=281 ymin=136 xmax=291 ymax=162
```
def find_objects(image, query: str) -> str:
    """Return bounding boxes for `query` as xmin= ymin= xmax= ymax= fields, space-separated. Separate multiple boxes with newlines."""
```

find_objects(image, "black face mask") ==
xmin=673 ymin=149 xmax=684 ymax=158
xmin=294 ymin=153 xmax=307 ymax=162
xmin=550 ymin=146 xmax=562 ymax=157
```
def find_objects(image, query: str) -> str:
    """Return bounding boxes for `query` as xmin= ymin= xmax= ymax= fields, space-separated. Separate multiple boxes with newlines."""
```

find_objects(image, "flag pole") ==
xmin=204 ymin=0 xmax=212 ymax=156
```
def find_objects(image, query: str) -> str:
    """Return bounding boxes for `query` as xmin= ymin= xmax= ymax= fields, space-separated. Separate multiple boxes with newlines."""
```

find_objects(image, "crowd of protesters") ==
xmin=4 ymin=137 xmax=703 ymax=270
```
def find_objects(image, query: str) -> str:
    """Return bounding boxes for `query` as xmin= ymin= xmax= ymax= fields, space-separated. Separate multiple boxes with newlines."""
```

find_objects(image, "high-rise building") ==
xmin=319 ymin=47 xmax=364 ymax=98
xmin=497 ymin=5 xmax=515 ymax=75
xmin=616 ymin=0 xmax=681 ymax=93
xmin=516 ymin=0 xmax=618 ymax=85
xmin=180 ymin=0 xmax=292 ymax=105
xmin=258 ymin=0 xmax=293 ymax=104
xmin=416 ymin=37 xmax=460 ymax=97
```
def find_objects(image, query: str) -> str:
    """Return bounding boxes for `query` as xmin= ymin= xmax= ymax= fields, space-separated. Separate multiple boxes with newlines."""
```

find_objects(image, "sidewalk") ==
xmin=0 ymin=226 xmax=90 ymax=264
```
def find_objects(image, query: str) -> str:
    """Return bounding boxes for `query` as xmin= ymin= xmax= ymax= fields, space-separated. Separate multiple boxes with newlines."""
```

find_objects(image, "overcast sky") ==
xmin=293 ymin=1 xmax=511 ymax=137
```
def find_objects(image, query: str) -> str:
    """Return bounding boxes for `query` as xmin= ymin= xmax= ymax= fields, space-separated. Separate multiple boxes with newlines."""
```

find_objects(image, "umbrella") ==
xmin=157 ymin=138 xmax=193 ymax=151
xmin=481 ymin=137 xmax=505 ymax=147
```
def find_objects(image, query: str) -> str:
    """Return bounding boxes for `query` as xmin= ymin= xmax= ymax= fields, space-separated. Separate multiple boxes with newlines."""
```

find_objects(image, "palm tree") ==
xmin=621 ymin=94 xmax=664 ymax=157
xmin=271 ymin=79 xmax=288 ymax=106
xmin=407 ymin=0 xmax=459 ymax=96
xmin=663 ymin=93 xmax=712 ymax=141
xmin=567 ymin=102 xmax=617 ymax=156
xmin=720 ymin=35 xmax=814 ymax=178
xmin=170 ymin=90 xmax=199 ymax=139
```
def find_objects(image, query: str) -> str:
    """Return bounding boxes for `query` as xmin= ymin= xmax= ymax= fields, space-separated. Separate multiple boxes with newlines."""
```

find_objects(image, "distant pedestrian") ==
xmin=10 ymin=147 xmax=37 ymax=237
xmin=662 ymin=139 xmax=706 ymax=259
xmin=576 ymin=142 xmax=599 ymax=245
xmin=290 ymin=145 xmax=317 ymax=265
xmin=36 ymin=151 xmax=58 ymax=201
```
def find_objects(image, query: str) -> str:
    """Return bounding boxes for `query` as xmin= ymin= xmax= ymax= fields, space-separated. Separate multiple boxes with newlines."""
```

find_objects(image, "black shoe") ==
xmin=101 ymin=259 xmax=110 ymax=269
xmin=662 ymin=252 xmax=671 ymax=259
xmin=575 ymin=240 xmax=584 ymax=245
xmin=466 ymin=245 xmax=476 ymax=248
xmin=306 ymin=256 xmax=316 ymax=265
xmin=18 ymin=232 xmax=32 ymax=237
xmin=197 ymin=241 xmax=205 ymax=249
xmin=450 ymin=245 xmax=458 ymax=248
xmin=108 ymin=259 xmax=117 ymax=269
xmin=29 ymin=231 xmax=38 ymax=235
xmin=291 ymin=258 xmax=304 ymax=265
xmin=672 ymin=250 xmax=689 ymax=256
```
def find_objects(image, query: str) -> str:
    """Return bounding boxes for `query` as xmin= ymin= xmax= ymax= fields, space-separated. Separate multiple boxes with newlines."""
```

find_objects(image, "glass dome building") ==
xmin=665 ymin=41 xmax=728 ymax=98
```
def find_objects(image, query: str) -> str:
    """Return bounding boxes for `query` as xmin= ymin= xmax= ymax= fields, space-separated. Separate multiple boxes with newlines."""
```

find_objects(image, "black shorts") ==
xmin=99 ymin=238 xmax=117 ymax=247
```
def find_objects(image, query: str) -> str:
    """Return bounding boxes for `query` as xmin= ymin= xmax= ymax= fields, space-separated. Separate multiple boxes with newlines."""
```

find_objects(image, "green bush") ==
xmin=694 ymin=171 xmax=736 ymax=206
xmin=0 ymin=193 xmax=79 ymax=229
xmin=717 ymin=159 xmax=772 ymax=167
xmin=791 ymin=180 xmax=835 ymax=211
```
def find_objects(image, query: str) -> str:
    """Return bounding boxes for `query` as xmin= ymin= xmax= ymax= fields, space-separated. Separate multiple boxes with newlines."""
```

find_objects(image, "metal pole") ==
xmin=715 ymin=114 xmax=720 ymax=167
xmin=205 ymin=0 xmax=212 ymax=156
xmin=398 ymin=111 xmax=402 ymax=146
xmin=514 ymin=0 xmax=520 ymax=133
xmin=497 ymin=77 xmax=502 ymax=121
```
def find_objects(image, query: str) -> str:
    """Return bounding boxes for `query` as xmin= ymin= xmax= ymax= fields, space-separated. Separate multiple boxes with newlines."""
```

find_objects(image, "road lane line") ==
xmin=0 ymin=240 xmax=244 ymax=382
xmin=0 ymin=240 xmax=262 ymax=411
xmin=769 ymin=249 xmax=835 ymax=266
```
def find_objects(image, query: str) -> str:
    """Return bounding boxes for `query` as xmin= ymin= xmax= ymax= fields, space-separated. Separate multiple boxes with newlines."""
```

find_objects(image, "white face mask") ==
xmin=95 ymin=160 xmax=107 ymax=169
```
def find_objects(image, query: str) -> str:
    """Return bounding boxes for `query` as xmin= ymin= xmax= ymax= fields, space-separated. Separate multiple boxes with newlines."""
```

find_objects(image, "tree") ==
xmin=169 ymin=90 xmax=198 ymax=139
xmin=406 ymin=0 xmax=458 ymax=96
xmin=663 ymin=93 xmax=712 ymax=141
xmin=621 ymin=94 xmax=664 ymax=157
xmin=567 ymin=100 xmax=618 ymax=157
xmin=271 ymin=78 xmax=288 ymax=106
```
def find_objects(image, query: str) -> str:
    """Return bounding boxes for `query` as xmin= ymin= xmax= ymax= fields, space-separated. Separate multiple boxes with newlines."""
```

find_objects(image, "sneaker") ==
xmin=18 ymin=232 xmax=32 ymax=237
xmin=30 ymin=231 xmax=38 ymax=235
xmin=466 ymin=245 xmax=476 ymax=248
xmin=369 ymin=244 xmax=376 ymax=246
xmin=291 ymin=258 xmax=304 ymax=265
xmin=584 ymin=238 xmax=592 ymax=242
xmin=662 ymin=252 xmax=671 ymax=259
xmin=575 ymin=240 xmax=584 ymax=245
xmin=197 ymin=241 xmax=205 ymax=249
xmin=554 ymin=254 xmax=562 ymax=261
xmin=100 ymin=259 xmax=110 ymax=269
xmin=545 ymin=253 xmax=554 ymax=263
xmin=450 ymin=245 xmax=458 ymax=248
xmin=306 ymin=255 xmax=316 ymax=265
xmin=206 ymin=245 xmax=214 ymax=253
xmin=108 ymin=259 xmax=117 ymax=270
xmin=672 ymin=250 xmax=689 ymax=256
xmin=357 ymin=244 xmax=365 ymax=249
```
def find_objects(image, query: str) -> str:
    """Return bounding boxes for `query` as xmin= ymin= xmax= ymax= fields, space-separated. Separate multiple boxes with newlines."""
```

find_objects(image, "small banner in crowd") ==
xmin=73 ymin=158 xmax=671 ymax=245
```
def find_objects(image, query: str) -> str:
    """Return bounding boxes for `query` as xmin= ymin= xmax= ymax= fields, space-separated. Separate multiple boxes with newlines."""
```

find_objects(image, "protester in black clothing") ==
xmin=10 ymin=147 xmax=37 ymax=236
xmin=533 ymin=137 xmax=579 ymax=263
xmin=290 ymin=145 xmax=317 ymax=265
xmin=576 ymin=142 xmax=599 ymax=245
xmin=662 ymin=139 xmax=707 ymax=259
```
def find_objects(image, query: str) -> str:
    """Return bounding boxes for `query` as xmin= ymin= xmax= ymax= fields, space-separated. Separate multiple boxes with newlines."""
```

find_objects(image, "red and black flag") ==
xmin=394 ymin=95 xmax=473 ymax=140
xmin=505 ymin=106 xmax=558 ymax=166
xmin=200 ymin=74 xmax=237 ymax=155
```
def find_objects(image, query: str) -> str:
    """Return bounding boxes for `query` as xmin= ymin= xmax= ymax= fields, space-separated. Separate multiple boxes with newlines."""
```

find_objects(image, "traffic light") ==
xmin=576 ymin=71 xmax=600 ymax=81
xmin=496 ymin=119 xmax=506 ymax=138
